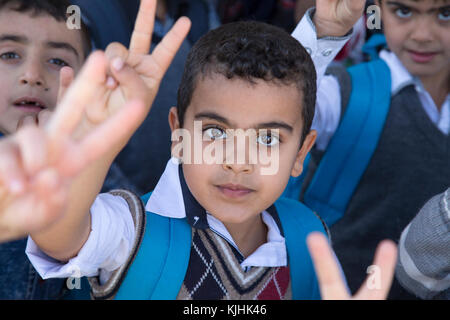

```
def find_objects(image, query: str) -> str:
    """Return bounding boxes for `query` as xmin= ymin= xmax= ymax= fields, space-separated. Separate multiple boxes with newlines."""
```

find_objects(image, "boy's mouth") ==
xmin=407 ymin=50 xmax=438 ymax=64
xmin=216 ymin=183 xmax=255 ymax=199
xmin=13 ymin=97 xmax=47 ymax=113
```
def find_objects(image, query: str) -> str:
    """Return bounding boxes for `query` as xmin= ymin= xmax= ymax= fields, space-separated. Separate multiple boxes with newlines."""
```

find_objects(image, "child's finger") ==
xmin=58 ymin=100 xmax=146 ymax=177
xmin=355 ymin=240 xmax=397 ymax=300
xmin=16 ymin=115 xmax=37 ymax=130
xmin=0 ymin=140 xmax=26 ymax=194
xmin=32 ymin=168 xmax=67 ymax=227
xmin=37 ymin=110 xmax=53 ymax=128
xmin=47 ymin=51 xmax=108 ymax=138
xmin=307 ymin=232 xmax=350 ymax=300
xmin=57 ymin=66 xmax=74 ymax=104
xmin=129 ymin=0 xmax=156 ymax=56
xmin=0 ymin=169 xmax=66 ymax=240
xmin=149 ymin=17 xmax=191 ymax=79
xmin=15 ymin=126 xmax=49 ymax=177
xmin=109 ymin=60 xmax=150 ymax=109
xmin=104 ymin=42 xmax=128 ymax=88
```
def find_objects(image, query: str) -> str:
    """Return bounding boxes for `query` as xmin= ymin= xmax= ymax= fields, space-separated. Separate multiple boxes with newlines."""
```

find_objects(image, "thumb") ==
xmin=108 ymin=57 xmax=151 ymax=114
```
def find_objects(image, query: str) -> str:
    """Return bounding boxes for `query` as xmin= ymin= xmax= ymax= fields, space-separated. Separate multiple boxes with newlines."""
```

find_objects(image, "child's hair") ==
xmin=177 ymin=21 xmax=317 ymax=145
xmin=0 ymin=0 xmax=91 ymax=58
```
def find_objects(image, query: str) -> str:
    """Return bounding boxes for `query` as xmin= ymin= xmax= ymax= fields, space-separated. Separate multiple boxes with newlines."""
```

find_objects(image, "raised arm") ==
xmin=12 ymin=0 xmax=190 ymax=259
xmin=291 ymin=0 xmax=365 ymax=150
xmin=0 ymin=52 xmax=146 ymax=243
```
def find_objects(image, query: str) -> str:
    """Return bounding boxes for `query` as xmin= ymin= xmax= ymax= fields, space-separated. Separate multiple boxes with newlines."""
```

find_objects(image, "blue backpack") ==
xmin=113 ymin=193 xmax=327 ymax=300
xmin=282 ymin=35 xmax=391 ymax=227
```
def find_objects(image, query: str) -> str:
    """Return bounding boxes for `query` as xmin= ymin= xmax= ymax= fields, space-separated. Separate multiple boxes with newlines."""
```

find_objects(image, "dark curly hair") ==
xmin=177 ymin=20 xmax=317 ymax=145
xmin=0 ymin=0 xmax=91 ymax=58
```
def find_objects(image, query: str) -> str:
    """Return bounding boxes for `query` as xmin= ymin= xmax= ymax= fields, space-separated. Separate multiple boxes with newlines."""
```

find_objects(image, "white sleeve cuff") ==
xmin=26 ymin=193 xmax=135 ymax=280
xmin=291 ymin=7 xmax=352 ymax=82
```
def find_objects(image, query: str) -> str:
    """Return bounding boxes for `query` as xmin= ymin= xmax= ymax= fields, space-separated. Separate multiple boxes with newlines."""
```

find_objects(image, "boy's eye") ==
xmin=438 ymin=8 xmax=450 ymax=21
xmin=0 ymin=52 xmax=20 ymax=60
xmin=257 ymin=132 xmax=280 ymax=147
xmin=49 ymin=58 xmax=69 ymax=67
xmin=203 ymin=127 xmax=227 ymax=140
xmin=395 ymin=7 xmax=412 ymax=18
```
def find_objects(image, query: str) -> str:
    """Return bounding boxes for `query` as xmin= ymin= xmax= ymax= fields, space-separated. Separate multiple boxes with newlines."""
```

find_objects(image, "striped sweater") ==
xmin=395 ymin=188 xmax=450 ymax=300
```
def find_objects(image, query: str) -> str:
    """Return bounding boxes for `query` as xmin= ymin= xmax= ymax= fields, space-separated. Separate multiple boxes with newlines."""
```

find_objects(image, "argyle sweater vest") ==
xmin=177 ymin=227 xmax=291 ymax=300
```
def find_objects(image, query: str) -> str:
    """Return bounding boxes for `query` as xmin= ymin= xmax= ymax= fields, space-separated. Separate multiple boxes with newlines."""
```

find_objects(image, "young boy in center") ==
xmin=0 ymin=0 xmax=90 ymax=299
xmin=0 ymin=0 xmax=396 ymax=300
xmin=291 ymin=0 xmax=449 ymax=299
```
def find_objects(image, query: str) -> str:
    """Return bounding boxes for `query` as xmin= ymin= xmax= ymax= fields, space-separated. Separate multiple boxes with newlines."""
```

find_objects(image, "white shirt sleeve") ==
xmin=26 ymin=193 xmax=136 ymax=283
xmin=291 ymin=8 xmax=352 ymax=151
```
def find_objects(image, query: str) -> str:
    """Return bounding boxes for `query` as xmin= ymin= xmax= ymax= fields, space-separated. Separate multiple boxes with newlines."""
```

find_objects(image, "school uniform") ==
xmin=27 ymin=158 xmax=329 ymax=300
xmin=292 ymin=8 xmax=450 ymax=299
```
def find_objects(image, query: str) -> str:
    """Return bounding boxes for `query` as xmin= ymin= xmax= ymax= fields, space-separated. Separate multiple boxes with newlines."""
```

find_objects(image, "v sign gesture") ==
xmin=0 ymin=1 xmax=190 ymax=258
xmin=0 ymin=53 xmax=146 ymax=243
xmin=82 ymin=0 xmax=191 ymax=128
xmin=307 ymin=232 xmax=398 ymax=300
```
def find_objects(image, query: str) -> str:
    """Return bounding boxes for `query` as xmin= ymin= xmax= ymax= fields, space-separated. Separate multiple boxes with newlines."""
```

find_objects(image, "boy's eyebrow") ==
xmin=0 ymin=34 xmax=80 ymax=59
xmin=46 ymin=41 xmax=80 ymax=59
xmin=194 ymin=112 xmax=232 ymax=126
xmin=194 ymin=111 xmax=293 ymax=132
xmin=386 ymin=1 xmax=449 ymax=12
xmin=0 ymin=34 xmax=27 ymax=44
xmin=254 ymin=121 xmax=293 ymax=133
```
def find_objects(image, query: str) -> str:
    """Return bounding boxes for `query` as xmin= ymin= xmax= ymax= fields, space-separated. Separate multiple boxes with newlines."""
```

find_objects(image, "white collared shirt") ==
xmin=293 ymin=8 xmax=449 ymax=151
xmin=26 ymin=158 xmax=287 ymax=282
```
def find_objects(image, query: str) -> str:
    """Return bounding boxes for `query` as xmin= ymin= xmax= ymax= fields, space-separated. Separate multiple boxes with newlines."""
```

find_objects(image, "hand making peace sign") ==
xmin=0 ymin=0 xmax=191 ymax=243
xmin=307 ymin=232 xmax=398 ymax=300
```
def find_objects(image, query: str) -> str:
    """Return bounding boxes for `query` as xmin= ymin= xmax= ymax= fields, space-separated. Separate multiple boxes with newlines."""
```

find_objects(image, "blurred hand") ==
xmin=307 ymin=232 xmax=397 ymax=299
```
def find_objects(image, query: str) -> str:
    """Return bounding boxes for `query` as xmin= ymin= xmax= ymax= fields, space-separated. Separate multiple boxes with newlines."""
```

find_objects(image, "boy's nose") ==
xmin=221 ymin=133 xmax=255 ymax=174
xmin=222 ymin=162 xmax=254 ymax=174
xmin=19 ymin=62 xmax=47 ymax=88
xmin=410 ymin=18 xmax=434 ymax=43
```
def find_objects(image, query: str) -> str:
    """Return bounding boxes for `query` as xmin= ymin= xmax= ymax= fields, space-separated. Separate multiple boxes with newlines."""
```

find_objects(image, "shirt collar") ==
xmin=144 ymin=157 xmax=208 ymax=227
xmin=379 ymin=49 xmax=417 ymax=95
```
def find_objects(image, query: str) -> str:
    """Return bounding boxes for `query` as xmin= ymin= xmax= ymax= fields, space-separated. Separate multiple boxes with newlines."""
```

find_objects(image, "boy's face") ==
xmin=0 ymin=9 xmax=85 ymax=134
xmin=379 ymin=0 xmax=450 ymax=79
xmin=169 ymin=73 xmax=316 ymax=227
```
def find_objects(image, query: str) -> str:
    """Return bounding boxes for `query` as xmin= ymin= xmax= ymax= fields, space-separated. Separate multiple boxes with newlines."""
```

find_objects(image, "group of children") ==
xmin=0 ymin=0 xmax=448 ymax=300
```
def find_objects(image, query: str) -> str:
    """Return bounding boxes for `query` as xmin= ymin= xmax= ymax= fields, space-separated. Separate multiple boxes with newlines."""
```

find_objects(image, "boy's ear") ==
xmin=291 ymin=130 xmax=317 ymax=178
xmin=168 ymin=106 xmax=181 ymax=156
xmin=168 ymin=106 xmax=180 ymax=132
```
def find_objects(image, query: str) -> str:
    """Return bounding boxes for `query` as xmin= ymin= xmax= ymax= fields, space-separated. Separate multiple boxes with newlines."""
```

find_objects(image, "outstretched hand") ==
xmin=314 ymin=0 xmax=366 ymax=38
xmin=0 ymin=0 xmax=191 ymax=243
xmin=0 ymin=52 xmax=146 ymax=243
xmin=307 ymin=232 xmax=398 ymax=300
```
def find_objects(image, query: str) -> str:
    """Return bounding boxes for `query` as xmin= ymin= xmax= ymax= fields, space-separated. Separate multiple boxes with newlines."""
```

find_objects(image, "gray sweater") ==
xmin=395 ymin=188 xmax=450 ymax=300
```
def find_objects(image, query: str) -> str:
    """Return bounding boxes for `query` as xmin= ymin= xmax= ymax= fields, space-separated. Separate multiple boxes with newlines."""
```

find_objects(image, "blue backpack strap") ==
xmin=114 ymin=192 xmax=191 ymax=300
xmin=362 ymin=34 xmax=387 ymax=61
xmin=274 ymin=197 xmax=327 ymax=300
xmin=303 ymin=59 xmax=391 ymax=226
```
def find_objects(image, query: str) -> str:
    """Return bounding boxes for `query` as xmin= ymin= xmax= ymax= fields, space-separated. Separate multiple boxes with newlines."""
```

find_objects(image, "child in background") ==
xmin=292 ymin=0 xmax=449 ymax=299
xmin=0 ymin=0 xmax=397 ymax=300
xmin=0 ymin=0 xmax=90 ymax=299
